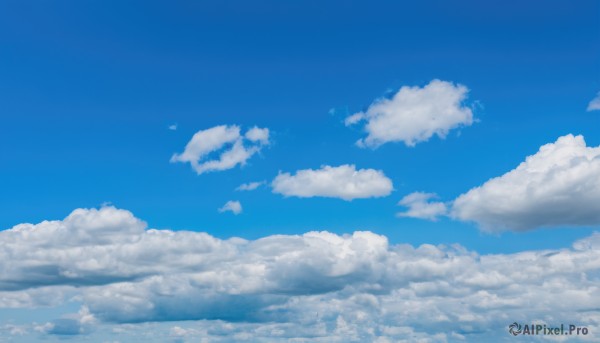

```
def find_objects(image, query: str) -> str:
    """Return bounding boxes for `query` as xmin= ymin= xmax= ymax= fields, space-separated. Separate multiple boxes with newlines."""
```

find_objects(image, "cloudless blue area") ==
xmin=1 ymin=0 xmax=599 ymax=254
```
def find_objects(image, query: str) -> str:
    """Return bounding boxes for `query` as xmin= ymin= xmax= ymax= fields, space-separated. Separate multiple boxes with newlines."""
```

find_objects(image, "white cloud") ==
xmin=271 ymin=164 xmax=393 ymax=201
xmin=344 ymin=112 xmax=365 ymax=126
xmin=171 ymin=125 xmax=240 ymax=164
xmin=397 ymin=192 xmax=447 ymax=220
xmin=587 ymin=91 xmax=600 ymax=111
xmin=168 ymin=124 xmax=177 ymax=131
xmin=346 ymin=79 xmax=473 ymax=148
xmin=452 ymin=134 xmax=600 ymax=232
xmin=218 ymin=201 xmax=242 ymax=215
xmin=245 ymin=126 xmax=270 ymax=144
xmin=170 ymin=125 xmax=269 ymax=175
xmin=235 ymin=181 xmax=264 ymax=191
xmin=170 ymin=325 xmax=200 ymax=338
xmin=2 ymin=206 xmax=600 ymax=341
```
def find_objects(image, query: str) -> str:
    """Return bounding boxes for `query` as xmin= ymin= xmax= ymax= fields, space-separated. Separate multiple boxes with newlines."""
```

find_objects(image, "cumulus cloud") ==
xmin=168 ymin=123 xmax=177 ymax=131
xmin=587 ymin=91 xmax=600 ymax=111
xmin=218 ymin=200 xmax=242 ymax=215
xmin=235 ymin=181 xmax=264 ymax=191
xmin=271 ymin=164 xmax=393 ymax=201
xmin=346 ymin=79 xmax=474 ymax=148
xmin=397 ymin=192 xmax=447 ymax=220
xmin=452 ymin=134 xmax=600 ymax=232
xmin=2 ymin=207 xmax=600 ymax=342
xmin=170 ymin=125 xmax=269 ymax=175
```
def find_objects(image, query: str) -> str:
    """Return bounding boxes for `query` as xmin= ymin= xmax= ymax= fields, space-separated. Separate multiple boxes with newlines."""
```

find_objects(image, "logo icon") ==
xmin=509 ymin=322 xmax=522 ymax=336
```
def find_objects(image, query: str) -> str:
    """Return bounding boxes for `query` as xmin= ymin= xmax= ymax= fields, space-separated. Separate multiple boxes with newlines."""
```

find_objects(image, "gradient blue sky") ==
xmin=1 ymin=1 xmax=600 ymax=341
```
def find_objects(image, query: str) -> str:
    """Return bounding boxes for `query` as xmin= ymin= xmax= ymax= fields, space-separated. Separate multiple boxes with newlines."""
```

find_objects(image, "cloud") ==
xmin=397 ymin=192 xmax=447 ymax=220
xmin=235 ymin=181 xmax=264 ymax=191
xmin=344 ymin=112 xmax=365 ymax=126
xmin=587 ymin=91 xmax=600 ymax=111
xmin=170 ymin=125 xmax=269 ymax=175
xmin=346 ymin=79 xmax=474 ymax=148
xmin=168 ymin=124 xmax=177 ymax=131
xmin=42 ymin=307 xmax=95 ymax=336
xmin=245 ymin=126 xmax=270 ymax=144
xmin=218 ymin=200 xmax=242 ymax=215
xmin=271 ymin=164 xmax=393 ymax=201
xmin=452 ymin=134 xmax=600 ymax=232
xmin=2 ymin=207 xmax=600 ymax=341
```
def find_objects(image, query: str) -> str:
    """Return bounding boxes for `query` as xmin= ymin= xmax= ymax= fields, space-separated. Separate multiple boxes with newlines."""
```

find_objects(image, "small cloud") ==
xmin=245 ymin=126 xmax=270 ymax=144
xmin=587 ymin=91 xmax=600 ymax=111
xmin=236 ymin=181 xmax=264 ymax=191
xmin=344 ymin=112 xmax=365 ymax=126
xmin=272 ymin=164 xmax=393 ymax=201
xmin=38 ymin=307 xmax=95 ymax=336
xmin=34 ymin=323 xmax=54 ymax=334
xmin=171 ymin=125 xmax=270 ymax=175
xmin=397 ymin=192 xmax=447 ymax=221
xmin=5 ymin=325 xmax=26 ymax=336
xmin=169 ymin=123 xmax=178 ymax=131
xmin=219 ymin=200 xmax=242 ymax=215
xmin=170 ymin=326 xmax=200 ymax=337
xmin=347 ymin=79 xmax=474 ymax=148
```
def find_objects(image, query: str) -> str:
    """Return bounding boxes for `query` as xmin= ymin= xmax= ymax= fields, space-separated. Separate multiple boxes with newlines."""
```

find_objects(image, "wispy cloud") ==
xmin=170 ymin=125 xmax=269 ymax=175
xmin=397 ymin=192 xmax=447 ymax=220
xmin=587 ymin=91 xmax=600 ymax=111
xmin=235 ymin=181 xmax=264 ymax=191
xmin=218 ymin=200 xmax=242 ymax=215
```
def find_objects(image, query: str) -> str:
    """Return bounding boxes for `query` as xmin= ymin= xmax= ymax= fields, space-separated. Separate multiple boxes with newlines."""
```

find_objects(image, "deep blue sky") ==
xmin=1 ymin=0 xmax=599 ymax=254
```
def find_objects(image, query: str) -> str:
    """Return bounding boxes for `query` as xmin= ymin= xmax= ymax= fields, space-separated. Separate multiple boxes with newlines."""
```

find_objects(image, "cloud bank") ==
xmin=272 ymin=164 xmax=393 ymax=201
xmin=171 ymin=125 xmax=269 ymax=175
xmin=346 ymin=80 xmax=473 ymax=148
xmin=2 ymin=207 xmax=600 ymax=341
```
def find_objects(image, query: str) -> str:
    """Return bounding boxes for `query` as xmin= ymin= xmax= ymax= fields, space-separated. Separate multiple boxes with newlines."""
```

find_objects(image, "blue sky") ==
xmin=1 ymin=1 xmax=600 ymax=342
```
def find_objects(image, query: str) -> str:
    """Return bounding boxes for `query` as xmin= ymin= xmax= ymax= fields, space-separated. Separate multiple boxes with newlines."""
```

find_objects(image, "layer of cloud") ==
xmin=397 ymin=192 xmax=447 ymax=220
xmin=587 ymin=91 xmax=600 ymax=111
xmin=2 ymin=207 xmax=600 ymax=342
xmin=218 ymin=200 xmax=242 ymax=215
xmin=170 ymin=125 xmax=269 ymax=175
xmin=452 ymin=134 xmax=600 ymax=232
xmin=235 ymin=181 xmax=264 ymax=191
xmin=271 ymin=164 xmax=393 ymax=201
xmin=346 ymin=79 xmax=473 ymax=148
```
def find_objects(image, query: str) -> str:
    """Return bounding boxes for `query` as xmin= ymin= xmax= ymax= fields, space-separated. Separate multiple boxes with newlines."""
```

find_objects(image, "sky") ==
xmin=0 ymin=1 xmax=599 ymax=342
